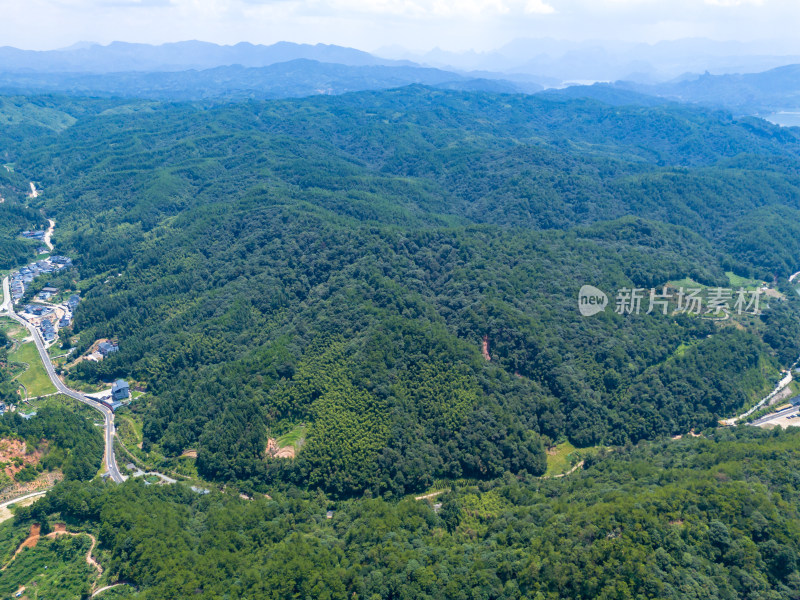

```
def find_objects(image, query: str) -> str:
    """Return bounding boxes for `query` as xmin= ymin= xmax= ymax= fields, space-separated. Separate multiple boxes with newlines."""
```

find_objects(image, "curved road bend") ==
xmin=1 ymin=276 xmax=125 ymax=483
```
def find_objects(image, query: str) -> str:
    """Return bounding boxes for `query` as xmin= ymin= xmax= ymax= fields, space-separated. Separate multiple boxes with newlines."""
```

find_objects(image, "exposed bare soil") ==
xmin=266 ymin=438 xmax=296 ymax=459
xmin=0 ymin=438 xmax=42 ymax=479
xmin=481 ymin=335 xmax=491 ymax=361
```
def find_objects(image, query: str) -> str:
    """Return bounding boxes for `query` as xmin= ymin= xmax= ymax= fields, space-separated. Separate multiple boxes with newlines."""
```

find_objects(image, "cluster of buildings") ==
xmin=19 ymin=293 xmax=80 ymax=344
xmin=9 ymin=252 xmax=80 ymax=345
xmin=59 ymin=294 xmax=80 ymax=330
xmin=20 ymin=230 xmax=46 ymax=242
xmin=40 ymin=315 xmax=57 ymax=343
xmin=16 ymin=296 xmax=80 ymax=347
xmin=9 ymin=255 xmax=73 ymax=303
xmin=21 ymin=303 xmax=57 ymax=342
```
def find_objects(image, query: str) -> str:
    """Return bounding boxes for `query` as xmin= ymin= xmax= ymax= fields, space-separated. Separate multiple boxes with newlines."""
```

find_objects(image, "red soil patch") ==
xmin=0 ymin=438 xmax=42 ymax=480
xmin=22 ymin=523 xmax=41 ymax=549
xmin=481 ymin=335 xmax=491 ymax=361
xmin=266 ymin=438 xmax=295 ymax=459
xmin=3 ymin=524 xmax=103 ymax=577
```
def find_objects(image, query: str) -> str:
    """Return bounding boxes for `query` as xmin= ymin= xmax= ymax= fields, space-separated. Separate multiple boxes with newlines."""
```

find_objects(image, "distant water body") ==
xmin=763 ymin=112 xmax=800 ymax=127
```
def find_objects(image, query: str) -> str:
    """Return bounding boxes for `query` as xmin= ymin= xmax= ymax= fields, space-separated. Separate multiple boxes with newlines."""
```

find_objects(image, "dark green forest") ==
xmin=1 ymin=89 xmax=800 ymax=496
xmin=8 ymin=426 xmax=800 ymax=600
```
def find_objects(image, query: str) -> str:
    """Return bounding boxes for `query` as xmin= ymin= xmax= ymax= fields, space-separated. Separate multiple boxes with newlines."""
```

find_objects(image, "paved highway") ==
xmin=0 ymin=490 xmax=47 ymax=511
xmin=1 ymin=276 xmax=125 ymax=483
xmin=751 ymin=404 xmax=800 ymax=428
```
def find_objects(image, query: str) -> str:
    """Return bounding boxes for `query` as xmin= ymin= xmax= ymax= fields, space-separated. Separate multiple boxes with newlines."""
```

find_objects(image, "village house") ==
xmin=98 ymin=341 xmax=119 ymax=356
xmin=111 ymin=379 xmax=130 ymax=402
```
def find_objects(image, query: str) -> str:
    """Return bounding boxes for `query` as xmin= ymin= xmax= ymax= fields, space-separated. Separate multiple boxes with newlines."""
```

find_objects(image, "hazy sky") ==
xmin=2 ymin=0 xmax=800 ymax=53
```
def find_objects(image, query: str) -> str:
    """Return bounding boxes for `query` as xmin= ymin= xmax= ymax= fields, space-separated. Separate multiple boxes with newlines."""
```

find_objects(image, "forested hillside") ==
xmin=2 ymin=88 xmax=800 ymax=497
xmin=0 ymin=407 xmax=104 ymax=483
xmin=0 ymin=162 xmax=45 ymax=268
xmin=8 ymin=427 xmax=800 ymax=599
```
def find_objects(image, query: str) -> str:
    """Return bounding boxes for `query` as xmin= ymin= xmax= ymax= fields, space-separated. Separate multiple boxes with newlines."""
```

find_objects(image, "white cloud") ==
xmin=705 ymin=0 xmax=765 ymax=6
xmin=525 ymin=0 xmax=555 ymax=14
xmin=1 ymin=0 xmax=799 ymax=55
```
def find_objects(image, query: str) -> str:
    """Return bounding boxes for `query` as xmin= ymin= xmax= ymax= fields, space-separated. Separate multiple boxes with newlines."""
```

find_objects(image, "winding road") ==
xmin=43 ymin=218 xmax=55 ymax=251
xmin=1 ymin=275 xmax=124 ymax=483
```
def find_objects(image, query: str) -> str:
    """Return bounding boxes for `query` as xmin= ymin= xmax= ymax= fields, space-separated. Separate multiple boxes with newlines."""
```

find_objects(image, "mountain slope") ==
xmin=11 ymin=426 xmax=800 ymax=599
xmin=3 ymin=87 xmax=800 ymax=496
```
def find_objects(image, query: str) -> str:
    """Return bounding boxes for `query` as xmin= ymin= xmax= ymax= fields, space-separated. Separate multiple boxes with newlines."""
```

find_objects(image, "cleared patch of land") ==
xmin=544 ymin=442 xmax=601 ymax=478
xmin=9 ymin=341 xmax=57 ymax=398
xmin=0 ymin=438 xmax=42 ymax=480
xmin=267 ymin=424 xmax=308 ymax=459
xmin=276 ymin=424 xmax=307 ymax=449
xmin=0 ymin=470 xmax=62 ymax=504
xmin=726 ymin=271 xmax=762 ymax=290
xmin=0 ymin=317 xmax=28 ymax=342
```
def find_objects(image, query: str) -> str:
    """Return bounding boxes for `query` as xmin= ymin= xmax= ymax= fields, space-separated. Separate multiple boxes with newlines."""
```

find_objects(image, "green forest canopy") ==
xmin=2 ymin=89 xmax=800 ymax=497
xmin=7 ymin=426 xmax=800 ymax=600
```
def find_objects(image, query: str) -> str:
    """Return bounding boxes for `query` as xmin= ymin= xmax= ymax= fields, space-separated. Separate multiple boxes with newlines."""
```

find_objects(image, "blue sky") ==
xmin=2 ymin=0 xmax=799 ymax=53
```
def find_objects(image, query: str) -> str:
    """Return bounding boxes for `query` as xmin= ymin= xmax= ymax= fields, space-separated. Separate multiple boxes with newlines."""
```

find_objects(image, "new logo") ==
xmin=578 ymin=285 xmax=608 ymax=316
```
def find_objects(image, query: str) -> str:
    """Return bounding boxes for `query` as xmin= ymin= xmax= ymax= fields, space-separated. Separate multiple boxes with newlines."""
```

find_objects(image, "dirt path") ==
xmin=551 ymin=461 xmax=584 ymax=479
xmin=1 ymin=524 xmax=40 ymax=571
xmin=414 ymin=490 xmax=448 ymax=501
xmin=43 ymin=218 xmax=55 ymax=251
xmin=2 ymin=523 xmax=102 ymax=577
xmin=92 ymin=583 xmax=130 ymax=597
xmin=46 ymin=527 xmax=102 ymax=575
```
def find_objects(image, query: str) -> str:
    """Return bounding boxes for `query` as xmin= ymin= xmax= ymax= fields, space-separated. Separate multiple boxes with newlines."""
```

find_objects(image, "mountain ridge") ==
xmin=0 ymin=59 xmax=541 ymax=101
xmin=0 ymin=40 xmax=413 ymax=73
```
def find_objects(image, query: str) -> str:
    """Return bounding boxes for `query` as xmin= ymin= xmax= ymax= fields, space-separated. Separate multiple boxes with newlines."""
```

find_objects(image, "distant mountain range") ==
xmin=616 ymin=64 xmax=800 ymax=115
xmin=0 ymin=59 xmax=541 ymax=101
xmin=0 ymin=40 xmax=411 ymax=73
xmin=542 ymin=62 xmax=800 ymax=120
xmin=1 ymin=39 xmax=800 ymax=110
xmin=380 ymin=38 xmax=800 ymax=84
xmin=0 ymin=41 xmax=546 ymax=101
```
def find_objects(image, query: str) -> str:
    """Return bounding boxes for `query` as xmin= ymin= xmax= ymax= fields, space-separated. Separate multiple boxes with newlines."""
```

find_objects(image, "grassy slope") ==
xmin=9 ymin=342 xmax=57 ymax=398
